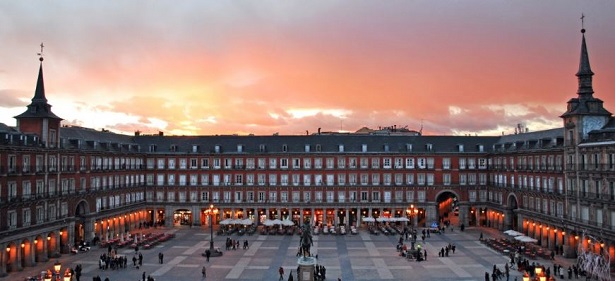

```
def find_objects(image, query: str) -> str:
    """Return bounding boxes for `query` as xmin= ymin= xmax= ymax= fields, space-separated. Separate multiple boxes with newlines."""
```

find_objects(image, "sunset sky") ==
xmin=1 ymin=1 xmax=614 ymax=136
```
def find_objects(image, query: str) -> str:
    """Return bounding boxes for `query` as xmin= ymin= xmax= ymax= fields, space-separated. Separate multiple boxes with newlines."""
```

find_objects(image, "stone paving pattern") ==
xmin=9 ymin=226 xmax=587 ymax=281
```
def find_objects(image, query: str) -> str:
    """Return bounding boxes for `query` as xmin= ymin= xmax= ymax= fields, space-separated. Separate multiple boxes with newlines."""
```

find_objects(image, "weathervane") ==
xmin=581 ymin=13 xmax=585 ymax=31
xmin=37 ymin=42 xmax=44 ymax=61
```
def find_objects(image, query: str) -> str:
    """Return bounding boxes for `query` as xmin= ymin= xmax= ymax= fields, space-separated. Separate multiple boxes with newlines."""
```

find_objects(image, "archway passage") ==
xmin=436 ymin=191 xmax=459 ymax=227
xmin=74 ymin=200 xmax=89 ymax=244
xmin=173 ymin=209 xmax=192 ymax=226
xmin=507 ymin=194 xmax=519 ymax=230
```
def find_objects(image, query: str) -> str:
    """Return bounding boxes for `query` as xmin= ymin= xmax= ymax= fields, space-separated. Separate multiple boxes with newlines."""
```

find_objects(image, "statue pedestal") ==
xmin=297 ymin=257 xmax=317 ymax=281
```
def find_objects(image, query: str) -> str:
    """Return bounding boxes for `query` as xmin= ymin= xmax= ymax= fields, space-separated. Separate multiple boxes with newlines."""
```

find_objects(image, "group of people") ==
xmin=438 ymin=243 xmax=456 ymax=257
xmin=225 ymin=237 xmax=249 ymax=250
xmin=98 ymin=253 xmax=129 ymax=270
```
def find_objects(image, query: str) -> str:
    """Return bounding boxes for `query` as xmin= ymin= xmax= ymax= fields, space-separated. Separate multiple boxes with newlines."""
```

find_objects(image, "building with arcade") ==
xmin=0 ymin=28 xmax=613 ymax=277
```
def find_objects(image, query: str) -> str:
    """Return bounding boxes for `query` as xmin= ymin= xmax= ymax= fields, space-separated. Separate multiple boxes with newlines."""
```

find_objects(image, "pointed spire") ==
xmin=576 ymin=27 xmax=594 ymax=98
xmin=14 ymin=44 xmax=62 ymax=120
xmin=32 ymin=61 xmax=48 ymax=103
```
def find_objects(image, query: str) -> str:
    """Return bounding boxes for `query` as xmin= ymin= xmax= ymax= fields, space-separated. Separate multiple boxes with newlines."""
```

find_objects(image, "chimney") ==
xmin=158 ymin=131 xmax=164 ymax=136
xmin=318 ymin=128 xmax=321 ymax=135
xmin=134 ymin=130 xmax=141 ymax=136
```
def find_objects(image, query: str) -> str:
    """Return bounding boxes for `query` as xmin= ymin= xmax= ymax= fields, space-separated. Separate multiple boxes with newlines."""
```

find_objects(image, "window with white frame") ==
xmin=8 ymin=211 xmax=17 ymax=229
xmin=417 ymin=191 xmax=426 ymax=202
xmin=383 ymin=158 xmax=391 ymax=169
xmin=326 ymin=158 xmax=334 ymax=169
xmin=406 ymin=174 xmax=414 ymax=185
xmin=371 ymin=191 xmax=380 ymax=202
xmin=315 ymin=191 xmax=322 ymax=202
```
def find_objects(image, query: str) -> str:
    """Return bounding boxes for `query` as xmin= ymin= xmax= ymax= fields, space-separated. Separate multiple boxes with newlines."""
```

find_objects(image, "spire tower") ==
xmin=14 ymin=43 xmax=63 ymax=147
xmin=561 ymin=20 xmax=612 ymax=143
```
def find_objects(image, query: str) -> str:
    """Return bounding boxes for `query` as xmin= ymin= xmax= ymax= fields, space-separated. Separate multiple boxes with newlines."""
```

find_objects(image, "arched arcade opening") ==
xmin=435 ymin=190 xmax=459 ymax=227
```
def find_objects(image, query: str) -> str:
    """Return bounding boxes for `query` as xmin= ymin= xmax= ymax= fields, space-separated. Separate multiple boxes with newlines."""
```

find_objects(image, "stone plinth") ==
xmin=297 ymin=256 xmax=317 ymax=281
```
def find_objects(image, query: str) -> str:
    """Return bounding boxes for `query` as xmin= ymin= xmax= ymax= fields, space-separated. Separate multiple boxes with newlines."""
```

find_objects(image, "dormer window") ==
xmin=362 ymin=144 xmax=367 ymax=153
xmin=149 ymin=144 xmax=157 ymax=152
xmin=170 ymin=145 xmax=178 ymax=152
xmin=383 ymin=144 xmax=389 ymax=152
xmin=406 ymin=144 xmax=412 ymax=152
xmin=259 ymin=144 xmax=266 ymax=152
xmin=426 ymin=143 xmax=433 ymax=151
xmin=282 ymin=144 xmax=288 ymax=152
xmin=305 ymin=145 xmax=310 ymax=152
xmin=458 ymin=144 xmax=464 ymax=152
xmin=237 ymin=145 xmax=243 ymax=153
xmin=316 ymin=144 xmax=321 ymax=152
xmin=338 ymin=144 xmax=344 ymax=152
xmin=192 ymin=145 xmax=199 ymax=153
xmin=215 ymin=145 xmax=221 ymax=153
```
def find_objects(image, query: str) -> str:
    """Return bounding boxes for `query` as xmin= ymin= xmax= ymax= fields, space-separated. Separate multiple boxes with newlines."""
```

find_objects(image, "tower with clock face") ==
xmin=560 ymin=28 xmax=612 ymax=146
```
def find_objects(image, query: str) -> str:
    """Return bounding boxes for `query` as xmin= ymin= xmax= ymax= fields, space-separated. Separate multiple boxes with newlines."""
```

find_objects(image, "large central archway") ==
xmin=74 ymin=200 xmax=89 ymax=244
xmin=506 ymin=194 xmax=519 ymax=230
xmin=435 ymin=190 xmax=460 ymax=227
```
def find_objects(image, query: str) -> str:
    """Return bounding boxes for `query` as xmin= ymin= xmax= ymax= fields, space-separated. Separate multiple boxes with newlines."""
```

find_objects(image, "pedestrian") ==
xmin=202 ymin=266 xmax=206 ymax=278
xmin=206 ymin=249 xmax=211 ymax=262
xmin=159 ymin=252 xmax=164 ymax=264
xmin=480 ymin=232 xmax=484 ymax=240
xmin=424 ymin=250 xmax=427 ymax=261
xmin=142 ymin=271 xmax=146 ymax=281
xmin=288 ymin=269 xmax=294 ymax=281
xmin=279 ymin=266 xmax=284 ymax=281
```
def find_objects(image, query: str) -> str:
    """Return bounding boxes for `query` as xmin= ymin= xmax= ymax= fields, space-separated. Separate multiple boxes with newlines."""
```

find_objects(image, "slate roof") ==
xmin=132 ymin=134 xmax=499 ymax=154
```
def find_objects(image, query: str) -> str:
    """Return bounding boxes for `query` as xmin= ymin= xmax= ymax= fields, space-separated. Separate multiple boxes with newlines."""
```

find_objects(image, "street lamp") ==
xmin=48 ymin=260 xmax=61 ymax=281
xmin=63 ymin=268 xmax=72 ymax=281
xmin=203 ymin=204 xmax=222 ymax=257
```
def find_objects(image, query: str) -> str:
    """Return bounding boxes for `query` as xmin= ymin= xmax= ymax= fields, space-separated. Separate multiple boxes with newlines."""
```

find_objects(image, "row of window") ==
xmin=493 ymin=154 xmax=563 ymax=171
xmin=146 ymin=156 xmax=489 ymax=171
xmin=95 ymin=193 xmax=145 ymax=212
xmin=2 ymin=174 xmax=145 ymax=199
xmin=6 ymin=203 xmax=66 ymax=229
xmin=4 ymin=154 xmax=144 ymax=173
xmin=145 ymin=172 xmax=489 ymax=187
xmin=567 ymin=152 xmax=615 ymax=170
xmin=146 ymin=189 xmax=432 ymax=204
xmin=492 ymin=174 xmax=564 ymax=193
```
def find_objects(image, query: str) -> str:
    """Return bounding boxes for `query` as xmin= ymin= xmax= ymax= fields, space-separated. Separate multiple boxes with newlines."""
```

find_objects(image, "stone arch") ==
xmin=74 ymin=200 xmax=89 ymax=244
xmin=20 ymin=238 xmax=32 ymax=268
xmin=506 ymin=193 xmax=520 ymax=230
xmin=34 ymin=235 xmax=45 ymax=263
xmin=5 ymin=242 xmax=17 ymax=273
xmin=46 ymin=232 xmax=58 ymax=258
xmin=434 ymin=190 xmax=460 ymax=225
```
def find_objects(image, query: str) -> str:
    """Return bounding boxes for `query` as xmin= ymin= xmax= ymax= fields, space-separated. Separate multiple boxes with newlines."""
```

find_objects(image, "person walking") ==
xmin=202 ymin=266 xmax=206 ymax=278
xmin=205 ymin=249 xmax=211 ymax=262
xmin=279 ymin=266 xmax=284 ymax=281
xmin=159 ymin=252 xmax=164 ymax=264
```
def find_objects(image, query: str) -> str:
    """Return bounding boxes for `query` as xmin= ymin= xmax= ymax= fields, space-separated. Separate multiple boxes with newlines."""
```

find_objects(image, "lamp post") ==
xmin=202 ymin=204 xmax=222 ymax=257
xmin=63 ymin=268 xmax=72 ymax=281
xmin=48 ymin=260 xmax=61 ymax=281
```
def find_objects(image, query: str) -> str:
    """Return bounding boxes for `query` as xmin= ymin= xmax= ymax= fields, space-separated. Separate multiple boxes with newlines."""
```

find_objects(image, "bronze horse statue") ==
xmin=299 ymin=220 xmax=313 ymax=258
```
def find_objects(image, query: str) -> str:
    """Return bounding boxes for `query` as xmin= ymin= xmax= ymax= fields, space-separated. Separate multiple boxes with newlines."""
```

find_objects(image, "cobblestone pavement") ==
xmin=8 ymin=225 xmax=589 ymax=281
